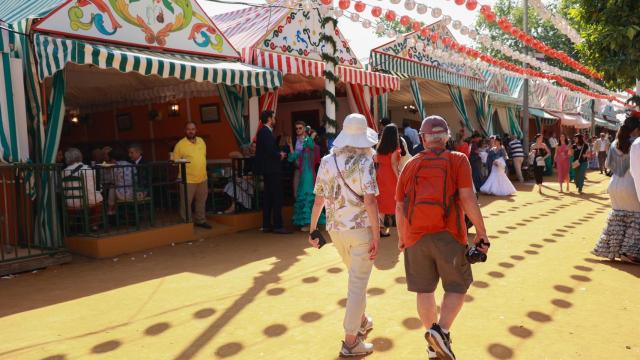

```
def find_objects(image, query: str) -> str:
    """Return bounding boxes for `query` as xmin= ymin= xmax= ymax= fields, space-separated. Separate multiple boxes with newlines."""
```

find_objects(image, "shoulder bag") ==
xmin=333 ymin=154 xmax=364 ymax=203
xmin=572 ymin=145 xmax=585 ymax=169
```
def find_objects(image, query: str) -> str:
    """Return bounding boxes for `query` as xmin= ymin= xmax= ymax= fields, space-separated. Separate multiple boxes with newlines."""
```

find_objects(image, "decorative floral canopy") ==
xmin=32 ymin=0 xmax=239 ymax=58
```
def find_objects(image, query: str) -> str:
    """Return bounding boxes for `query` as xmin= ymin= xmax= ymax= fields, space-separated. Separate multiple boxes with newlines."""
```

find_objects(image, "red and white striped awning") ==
xmin=253 ymin=49 xmax=399 ymax=92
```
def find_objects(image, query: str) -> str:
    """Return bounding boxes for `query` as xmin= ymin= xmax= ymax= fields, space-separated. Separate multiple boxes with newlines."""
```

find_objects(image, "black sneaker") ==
xmin=425 ymin=324 xmax=456 ymax=360
xmin=195 ymin=222 xmax=212 ymax=229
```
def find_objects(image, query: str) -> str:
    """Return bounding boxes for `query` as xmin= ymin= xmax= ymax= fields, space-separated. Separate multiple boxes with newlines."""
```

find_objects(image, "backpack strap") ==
xmin=64 ymin=164 xmax=84 ymax=178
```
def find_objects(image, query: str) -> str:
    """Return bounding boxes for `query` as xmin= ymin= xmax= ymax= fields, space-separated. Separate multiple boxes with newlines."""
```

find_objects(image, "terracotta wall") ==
xmin=274 ymin=98 xmax=350 ymax=139
xmin=60 ymin=96 xmax=240 ymax=161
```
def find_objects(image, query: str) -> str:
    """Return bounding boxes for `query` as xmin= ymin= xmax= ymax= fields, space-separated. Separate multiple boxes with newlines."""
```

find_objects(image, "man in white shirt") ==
xmin=594 ymin=133 xmax=611 ymax=174
xmin=403 ymin=120 xmax=420 ymax=148
xmin=62 ymin=148 xmax=103 ymax=208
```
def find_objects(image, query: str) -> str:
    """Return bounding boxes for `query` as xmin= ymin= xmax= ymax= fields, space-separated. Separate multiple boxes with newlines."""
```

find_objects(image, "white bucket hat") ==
xmin=333 ymin=113 xmax=378 ymax=148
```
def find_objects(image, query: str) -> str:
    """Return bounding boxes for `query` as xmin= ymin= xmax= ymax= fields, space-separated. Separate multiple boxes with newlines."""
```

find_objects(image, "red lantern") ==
xmin=454 ymin=0 xmax=465 ymax=5
xmin=502 ymin=20 xmax=512 ymax=32
xmin=451 ymin=42 xmax=460 ymax=51
xmin=485 ymin=11 xmax=496 ymax=22
xmin=420 ymin=27 xmax=431 ymax=37
xmin=338 ymin=0 xmax=350 ymax=10
xmin=320 ymin=0 xmax=332 ymax=5
xmin=354 ymin=1 xmax=365 ymax=12
xmin=400 ymin=15 xmax=411 ymax=27
xmin=480 ymin=5 xmax=490 ymax=14
xmin=385 ymin=10 xmax=396 ymax=22
xmin=371 ymin=6 xmax=382 ymax=17
xmin=430 ymin=32 xmax=439 ymax=43
xmin=412 ymin=21 xmax=422 ymax=32
xmin=442 ymin=37 xmax=452 ymax=46
xmin=466 ymin=0 xmax=478 ymax=11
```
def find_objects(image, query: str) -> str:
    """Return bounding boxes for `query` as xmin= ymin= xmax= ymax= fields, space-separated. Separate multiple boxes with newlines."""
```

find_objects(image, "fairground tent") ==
xmin=0 ymin=0 xmax=282 ymax=246
xmin=211 ymin=2 xmax=399 ymax=131
xmin=369 ymin=20 xmax=489 ymax=136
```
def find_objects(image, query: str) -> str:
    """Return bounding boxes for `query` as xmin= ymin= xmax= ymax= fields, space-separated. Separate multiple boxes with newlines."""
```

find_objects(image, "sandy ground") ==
xmin=0 ymin=171 xmax=638 ymax=360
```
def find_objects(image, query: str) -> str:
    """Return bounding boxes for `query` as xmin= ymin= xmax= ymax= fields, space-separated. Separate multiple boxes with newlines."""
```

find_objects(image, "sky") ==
xmin=201 ymin=0 xmax=498 ymax=62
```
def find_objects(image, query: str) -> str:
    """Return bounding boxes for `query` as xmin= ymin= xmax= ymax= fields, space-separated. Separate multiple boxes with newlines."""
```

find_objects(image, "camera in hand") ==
xmin=310 ymin=229 xmax=327 ymax=249
xmin=466 ymin=239 xmax=489 ymax=264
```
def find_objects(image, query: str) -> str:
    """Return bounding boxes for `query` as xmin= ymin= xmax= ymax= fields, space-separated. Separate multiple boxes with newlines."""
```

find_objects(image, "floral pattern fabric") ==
xmin=314 ymin=148 xmax=378 ymax=232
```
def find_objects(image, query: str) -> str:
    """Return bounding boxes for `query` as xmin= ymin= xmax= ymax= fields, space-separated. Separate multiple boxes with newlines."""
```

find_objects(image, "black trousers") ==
xmin=534 ymin=165 xmax=545 ymax=185
xmin=262 ymin=172 xmax=284 ymax=229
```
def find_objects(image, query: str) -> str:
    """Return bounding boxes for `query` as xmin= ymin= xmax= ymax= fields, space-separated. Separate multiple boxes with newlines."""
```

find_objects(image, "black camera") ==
xmin=310 ymin=229 xmax=327 ymax=249
xmin=466 ymin=239 xmax=490 ymax=264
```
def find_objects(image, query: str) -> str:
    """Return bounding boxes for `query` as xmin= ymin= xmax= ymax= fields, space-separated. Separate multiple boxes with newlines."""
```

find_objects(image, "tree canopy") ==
xmin=564 ymin=0 xmax=640 ymax=90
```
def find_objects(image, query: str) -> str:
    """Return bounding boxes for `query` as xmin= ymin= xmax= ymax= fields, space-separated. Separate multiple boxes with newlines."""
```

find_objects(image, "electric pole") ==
xmin=522 ymin=0 xmax=530 ymax=153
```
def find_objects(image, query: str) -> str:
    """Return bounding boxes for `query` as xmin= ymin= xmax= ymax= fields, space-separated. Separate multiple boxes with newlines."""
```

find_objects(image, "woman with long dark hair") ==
xmin=554 ymin=134 xmax=573 ymax=193
xmin=572 ymin=134 xmax=590 ymax=194
xmin=375 ymin=124 xmax=400 ymax=237
xmin=592 ymin=115 xmax=640 ymax=263
xmin=529 ymin=134 xmax=550 ymax=194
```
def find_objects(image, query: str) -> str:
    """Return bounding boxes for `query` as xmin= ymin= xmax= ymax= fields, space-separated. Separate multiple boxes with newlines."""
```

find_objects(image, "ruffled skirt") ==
xmin=592 ymin=210 xmax=640 ymax=259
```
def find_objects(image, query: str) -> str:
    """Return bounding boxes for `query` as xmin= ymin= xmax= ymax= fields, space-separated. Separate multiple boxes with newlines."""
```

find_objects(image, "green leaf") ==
xmin=627 ymin=27 xmax=637 ymax=40
xmin=162 ymin=0 xmax=175 ymax=14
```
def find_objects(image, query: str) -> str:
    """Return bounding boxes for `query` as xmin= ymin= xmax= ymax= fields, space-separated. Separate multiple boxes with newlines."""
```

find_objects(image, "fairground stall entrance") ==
xmin=212 ymin=2 xmax=398 ymax=204
xmin=0 ymin=0 xmax=281 ymax=266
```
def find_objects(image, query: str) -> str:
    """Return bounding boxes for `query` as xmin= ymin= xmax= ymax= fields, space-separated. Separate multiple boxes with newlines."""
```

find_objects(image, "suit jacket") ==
xmin=254 ymin=126 xmax=282 ymax=175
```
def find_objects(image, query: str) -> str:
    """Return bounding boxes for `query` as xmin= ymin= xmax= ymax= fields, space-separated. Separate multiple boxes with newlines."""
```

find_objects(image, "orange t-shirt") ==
xmin=395 ymin=150 xmax=473 ymax=247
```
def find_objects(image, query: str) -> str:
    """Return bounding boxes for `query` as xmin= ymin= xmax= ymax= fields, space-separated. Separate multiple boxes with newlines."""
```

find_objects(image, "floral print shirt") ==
xmin=314 ymin=148 xmax=379 ymax=232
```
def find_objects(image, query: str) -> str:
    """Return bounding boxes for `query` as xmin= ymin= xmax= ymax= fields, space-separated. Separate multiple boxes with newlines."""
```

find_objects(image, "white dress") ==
xmin=480 ymin=157 xmax=517 ymax=196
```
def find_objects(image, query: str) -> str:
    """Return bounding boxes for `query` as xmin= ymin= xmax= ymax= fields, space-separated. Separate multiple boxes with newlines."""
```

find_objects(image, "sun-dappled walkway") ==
xmin=1 ymin=171 xmax=639 ymax=360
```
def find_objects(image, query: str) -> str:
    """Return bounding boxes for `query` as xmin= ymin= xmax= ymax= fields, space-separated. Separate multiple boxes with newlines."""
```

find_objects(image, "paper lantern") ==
xmin=405 ymin=0 xmax=416 ymax=11
xmin=442 ymin=16 xmax=452 ymax=26
xmin=338 ymin=0 xmax=350 ymax=10
xmin=362 ymin=19 xmax=371 ymax=28
xmin=400 ymin=15 xmax=411 ymax=26
xmin=376 ymin=23 xmax=385 ymax=33
xmin=485 ymin=12 xmax=496 ymax=22
xmin=454 ymin=0 xmax=465 ymax=5
xmin=460 ymin=26 xmax=469 ymax=35
xmin=385 ymin=10 xmax=396 ymax=22
xmin=412 ymin=21 xmax=422 ymax=32
xmin=430 ymin=32 xmax=439 ymax=43
xmin=466 ymin=0 xmax=477 ymax=10
xmin=354 ymin=1 xmax=365 ymax=12
xmin=333 ymin=8 xmax=343 ymax=17
xmin=431 ymin=7 xmax=442 ymax=18
xmin=320 ymin=0 xmax=332 ymax=5
xmin=420 ymin=27 xmax=430 ymax=37
xmin=480 ymin=4 xmax=490 ymax=14
xmin=390 ymin=0 xmax=401 ymax=4
xmin=442 ymin=36 xmax=452 ymax=46
xmin=416 ymin=42 xmax=425 ymax=51
xmin=452 ymin=20 xmax=462 ymax=30
xmin=371 ymin=6 xmax=382 ymax=17
xmin=407 ymin=38 xmax=416 ymax=47
xmin=417 ymin=4 xmax=428 ymax=14
xmin=386 ymin=29 xmax=397 ymax=38
xmin=350 ymin=13 xmax=359 ymax=22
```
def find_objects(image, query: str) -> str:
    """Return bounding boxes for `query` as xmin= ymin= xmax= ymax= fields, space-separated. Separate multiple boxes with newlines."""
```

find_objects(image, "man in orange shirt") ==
xmin=395 ymin=116 xmax=489 ymax=360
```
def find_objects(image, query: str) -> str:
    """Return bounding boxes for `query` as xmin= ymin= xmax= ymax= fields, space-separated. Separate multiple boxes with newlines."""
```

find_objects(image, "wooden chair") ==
xmin=60 ymin=175 xmax=105 ymax=235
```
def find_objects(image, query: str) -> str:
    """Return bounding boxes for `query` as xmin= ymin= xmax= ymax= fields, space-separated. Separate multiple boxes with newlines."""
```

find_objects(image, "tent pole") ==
xmin=521 ymin=0 xmax=530 ymax=153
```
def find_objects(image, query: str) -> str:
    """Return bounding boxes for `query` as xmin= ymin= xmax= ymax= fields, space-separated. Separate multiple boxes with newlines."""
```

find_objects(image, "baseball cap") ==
xmin=419 ymin=116 xmax=449 ymax=135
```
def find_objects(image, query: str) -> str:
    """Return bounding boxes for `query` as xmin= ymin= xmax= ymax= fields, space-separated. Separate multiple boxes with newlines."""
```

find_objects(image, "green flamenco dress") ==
xmin=569 ymin=155 xmax=576 ymax=181
xmin=289 ymin=137 xmax=325 ymax=227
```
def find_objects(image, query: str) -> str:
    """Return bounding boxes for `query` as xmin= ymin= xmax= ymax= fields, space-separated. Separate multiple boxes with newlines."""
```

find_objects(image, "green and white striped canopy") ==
xmin=370 ymin=52 xmax=485 ymax=92
xmin=33 ymin=33 xmax=282 ymax=91
xmin=0 ymin=26 xmax=10 ymax=54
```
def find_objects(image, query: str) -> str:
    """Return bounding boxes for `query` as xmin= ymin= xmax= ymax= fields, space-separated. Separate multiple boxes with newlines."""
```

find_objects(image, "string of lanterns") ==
xmin=528 ymin=0 xmax=583 ymax=44
xmin=331 ymin=0 xmax=616 ymax=100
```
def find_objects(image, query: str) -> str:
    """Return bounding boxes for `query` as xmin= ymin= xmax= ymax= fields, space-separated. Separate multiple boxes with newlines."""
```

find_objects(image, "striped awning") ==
xmin=0 ymin=25 xmax=10 ymax=54
xmin=371 ymin=51 xmax=485 ymax=92
xmin=594 ymin=116 xmax=620 ymax=131
xmin=529 ymin=108 xmax=558 ymax=121
xmin=33 ymin=33 xmax=282 ymax=90
xmin=253 ymin=49 xmax=399 ymax=92
xmin=0 ymin=0 xmax=63 ymax=24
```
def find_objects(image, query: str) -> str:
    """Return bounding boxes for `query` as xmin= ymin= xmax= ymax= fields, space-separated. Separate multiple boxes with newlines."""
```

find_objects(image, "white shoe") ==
xmin=427 ymin=345 xmax=439 ymax=359
xmin=339 ymin=339 xmax=374 ymax=357
xmin=358 ymin=315 xmax=373 ymax=336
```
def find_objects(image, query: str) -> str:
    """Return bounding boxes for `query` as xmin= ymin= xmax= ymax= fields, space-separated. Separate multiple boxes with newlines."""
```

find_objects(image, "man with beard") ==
xmin=173 ymin=121 xmax=211 ymax=229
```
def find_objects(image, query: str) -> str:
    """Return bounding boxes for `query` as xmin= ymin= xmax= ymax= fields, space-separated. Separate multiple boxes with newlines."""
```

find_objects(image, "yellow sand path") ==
xmin=0 ymin=171 xmax=638 ymax=360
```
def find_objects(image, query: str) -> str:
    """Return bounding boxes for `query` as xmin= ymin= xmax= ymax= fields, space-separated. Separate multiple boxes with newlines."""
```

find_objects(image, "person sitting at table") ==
xmin=107 ymin=148 xmax=134 ymax=215
xmin=63 ymin=148 xmax=103 ymax=209
xmin=223 ymin=146 xmax=257 ymax=214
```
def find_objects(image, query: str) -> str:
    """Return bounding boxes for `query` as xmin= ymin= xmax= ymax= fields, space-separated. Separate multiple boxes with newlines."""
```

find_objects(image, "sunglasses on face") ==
xmin=296 ymin=127 xmax=304 ymax=130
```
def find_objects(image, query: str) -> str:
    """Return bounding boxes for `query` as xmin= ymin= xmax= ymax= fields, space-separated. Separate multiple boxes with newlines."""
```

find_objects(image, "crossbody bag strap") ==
xmin=333 ymin=154 xmax=364 ymax=203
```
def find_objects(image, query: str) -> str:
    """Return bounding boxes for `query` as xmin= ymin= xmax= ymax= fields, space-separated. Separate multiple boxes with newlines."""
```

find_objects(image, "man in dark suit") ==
xmin=128 ymin=143 xmax=149 ymax=192
xmin=255 ymin=111 xmax=291 ymax=234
